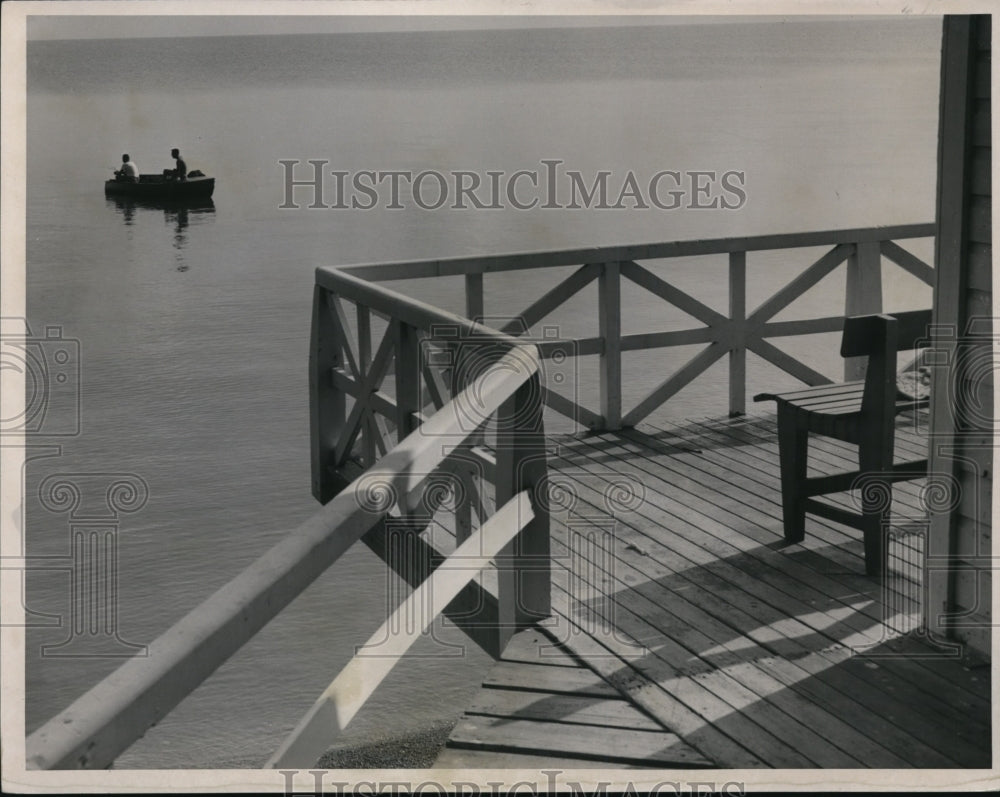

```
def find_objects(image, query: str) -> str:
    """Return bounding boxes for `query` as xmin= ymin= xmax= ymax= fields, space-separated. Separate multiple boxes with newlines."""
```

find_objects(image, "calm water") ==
xmin=24 ymin=19 xmax=939 ymax=767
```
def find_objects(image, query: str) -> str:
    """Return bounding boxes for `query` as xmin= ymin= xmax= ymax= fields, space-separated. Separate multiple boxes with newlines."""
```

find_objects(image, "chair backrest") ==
xmin=840 ymin=309 xmax=933 ymax=358
xmin=840 ymin=309 xmax=933 ymax=421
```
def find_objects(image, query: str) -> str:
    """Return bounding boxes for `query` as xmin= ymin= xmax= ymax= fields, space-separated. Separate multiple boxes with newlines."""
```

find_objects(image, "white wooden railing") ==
xmin=331 ymin=223 xmax=935 ymax=429
xmin=26 ymin=335 xmax=549 ymax=769
xmin=26 ymin=222 xmax=935 ymax=770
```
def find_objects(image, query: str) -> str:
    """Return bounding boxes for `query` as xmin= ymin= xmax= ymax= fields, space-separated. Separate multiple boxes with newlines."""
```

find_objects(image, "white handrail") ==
xmin=26 ymin=346 xmax=542 ymax=770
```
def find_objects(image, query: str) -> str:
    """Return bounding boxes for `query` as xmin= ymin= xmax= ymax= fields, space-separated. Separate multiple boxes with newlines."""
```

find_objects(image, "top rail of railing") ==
xmin=317 ymin=223 xmax=936 ymax=429
xmin=26 ymin=340 xmax=548 ymax=770
xmin=315 ymin=267 xmax=518 ymax=340
xmin=332 ymin=223 xmax=936 ymax=281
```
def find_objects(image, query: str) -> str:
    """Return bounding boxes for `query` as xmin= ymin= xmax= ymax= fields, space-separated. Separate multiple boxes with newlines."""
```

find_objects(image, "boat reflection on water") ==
xmin=107 ymin=196 xmax=216 ymax=272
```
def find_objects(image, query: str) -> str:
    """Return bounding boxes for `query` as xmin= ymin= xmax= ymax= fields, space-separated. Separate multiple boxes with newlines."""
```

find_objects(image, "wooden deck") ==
xmin=435 ymin=413 xmax=992 ymax=769
xmin=435 ymin=627 xmax=713 ymax=769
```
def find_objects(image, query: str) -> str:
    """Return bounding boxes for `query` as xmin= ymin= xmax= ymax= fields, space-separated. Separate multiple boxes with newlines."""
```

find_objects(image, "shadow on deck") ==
xmin=436 ymin=413 xmax=991 ymax=769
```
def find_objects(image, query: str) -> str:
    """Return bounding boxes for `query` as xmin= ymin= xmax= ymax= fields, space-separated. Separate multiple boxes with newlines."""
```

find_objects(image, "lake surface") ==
xmin=23 ymin=18 xmax=939 ymax=767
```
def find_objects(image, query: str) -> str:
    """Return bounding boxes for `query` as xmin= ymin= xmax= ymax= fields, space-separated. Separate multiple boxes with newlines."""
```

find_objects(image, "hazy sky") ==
xmin=27 ymin=12 xmax=906 ymax=41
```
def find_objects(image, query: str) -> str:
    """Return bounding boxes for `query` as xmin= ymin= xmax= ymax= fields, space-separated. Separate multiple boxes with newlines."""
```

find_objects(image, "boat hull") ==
xmin=104 ymin=175 xmax=215 ymax=200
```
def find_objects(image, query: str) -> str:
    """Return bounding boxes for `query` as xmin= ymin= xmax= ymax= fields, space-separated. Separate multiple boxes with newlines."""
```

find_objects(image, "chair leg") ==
xmin=777 ymin=407 xmax=808 ymax=543
xmin=858 ymin=439 xmax=893 ymax=578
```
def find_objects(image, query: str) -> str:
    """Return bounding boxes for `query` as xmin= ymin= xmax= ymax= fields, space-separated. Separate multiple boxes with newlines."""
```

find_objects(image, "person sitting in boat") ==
xmin=115 ymin=154 xmax=139 ymax=183
xmin=168 ymin=148 xmax=187 ymax=181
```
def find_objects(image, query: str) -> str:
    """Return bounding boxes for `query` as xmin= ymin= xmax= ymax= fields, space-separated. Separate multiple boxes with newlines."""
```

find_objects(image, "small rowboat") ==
xmin=104 ymin=174 xmax=215 ymax=200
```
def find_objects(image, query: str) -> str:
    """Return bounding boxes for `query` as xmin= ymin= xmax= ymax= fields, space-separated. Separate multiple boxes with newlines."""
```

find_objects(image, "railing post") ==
xmin=465 ymin=272 xmax=484 ymax=321
xmin=495 ymin=361 xmax=550 ymax=653
xmin=598 ymin=261 xmax=622 ymax=430
xmin=357 ymin=304 xmax=377 ymax=467
xmin=844 ymin=240 xmax=884 ymax=380
xmin=454 ymin=461 xmax=475 ymax=545
xmin=728 ymin=251 xmax=747 ymax=416
xmin=357 ymin=305 xmax=372 ymax=375
xmin=393 ymin=319 xmax=421 ymax=439
xmin=310 ymin=285 xmax=346 ymax=503
xmin=447 ymin=330 xmax=486 ymax=455
xmin=393 ymin=319 xmax=425 ymax=518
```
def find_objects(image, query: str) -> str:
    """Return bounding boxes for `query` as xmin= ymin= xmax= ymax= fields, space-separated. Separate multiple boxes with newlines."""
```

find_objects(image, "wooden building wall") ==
xmin=927 ymin=15 xmax=992 ymax=658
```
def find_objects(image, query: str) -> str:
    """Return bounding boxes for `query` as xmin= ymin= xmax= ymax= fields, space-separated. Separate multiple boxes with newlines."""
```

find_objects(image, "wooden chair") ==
xmin=754 ymin=309 xmax=932 ymax=576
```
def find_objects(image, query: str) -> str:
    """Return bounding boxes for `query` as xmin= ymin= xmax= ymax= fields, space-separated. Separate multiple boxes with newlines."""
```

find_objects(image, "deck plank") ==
xmin=688 ymin=414 xmax=928 ymax=490
xmin=638 ymin=416 xmax=987 ymax=707
xmin=548 ymin=536 xmax=982 ymax=768
xmin=571 ymin=425 xmax=870 ymax=558
xmin=484 ymin=660 xmax=620 ymax=698
xmin=556 ymin=438 xmax=906 ymax=633
xmin=567 ymin=425 xmax=988 ymax=720
xmin=546 ymin=551 xmax=848 ymax=765
xmin=499 ymin=627 xmax=581 ymax=667
xmin=465 ymin=688 xmax=663 ymax=731
xmin=552 ymin=526 xmax=979 ymax=749
xmin=434 ymin=747 xmax=653 ymax=769
xmin=548 ymin=563 xmax=922 ymax=766
xmin=626 ymin=418 xmax=924 ymax=592
xmin=435 ymin=628 xmax=713 ymax=769
xmin=437 ymin=414 xmax=990 ymax=769
xmin=448 ymin=716 xmax=713 ymax=767
xmin=543 ymin=610 xmax=767 ymax=768
xmin=545 ymin=505 xmax=980 ymax=766
xmin=639 ymin=417 xmax=924 ymax=535
xmin=685 ymin=415 xmax=927 ymax=509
